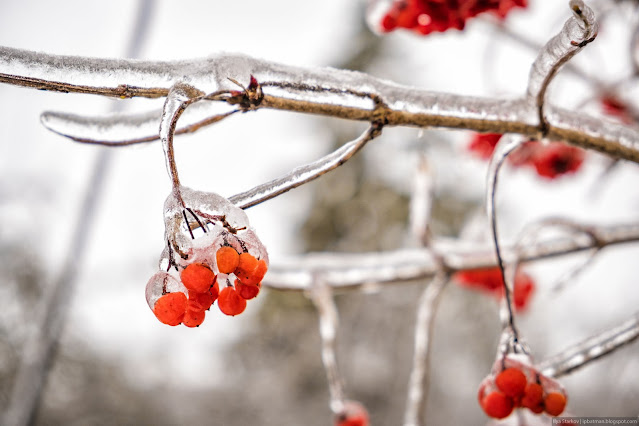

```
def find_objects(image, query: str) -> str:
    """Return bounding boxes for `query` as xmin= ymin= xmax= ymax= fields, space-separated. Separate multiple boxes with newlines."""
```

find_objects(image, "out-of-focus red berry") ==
xmin=544 ymin=392 xmax=567 ymax=416
xmin=532 ymin=143 xmax=584 ymax=179
xmin=481 ymin=391 xmax=514 ymax=419
xmin=521 ymin=382 xmax=544 ymax=411
xmin=335 ymin=401 xmax=369 ymax=426
xmin=495 ymin=368 xmax=527 ymax=399
xmin=467 ymin=133 xmax=503 ymax=159
xmin=513 ymin=271 xmax=535 ymax=311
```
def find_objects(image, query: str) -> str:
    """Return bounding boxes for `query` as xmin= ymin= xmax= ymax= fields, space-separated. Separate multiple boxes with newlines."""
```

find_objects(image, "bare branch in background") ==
xmin=403 ymin=274 xmax=448 ymax=426
xmin=309 ymin=278 xmax=346 ymax=417
xmin=537 ymin=313 xmax=639 ymax=378
xmin=262 ymin=221 xmax=639 ymax=290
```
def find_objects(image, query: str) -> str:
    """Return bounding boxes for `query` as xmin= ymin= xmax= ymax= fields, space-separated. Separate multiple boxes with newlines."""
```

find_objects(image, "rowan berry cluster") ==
xmin=145 ymin=187 xmax=269 ymax=327
xmin=453 ymin=267 xmax=535 ymax=311
xmin=478 ymin=356 xmax=568 ymax=419
xmin=468 ymin=133 xmax=586 ymax=180
xmin=378 ymin=0 xmax=527 ymax=35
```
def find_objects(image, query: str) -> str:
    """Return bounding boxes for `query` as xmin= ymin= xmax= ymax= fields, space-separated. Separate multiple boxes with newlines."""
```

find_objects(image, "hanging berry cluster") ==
xmin=146 ymin=186 xmax=269 ymax=327
xmin=468 ymin=133 xmax=586 ymax=180
xmin=378 ymin=0 xmax=527 ymax=35
xmin=478 ymin=355 xmax=568 ymax=419
xmin=453 ymin=266 xmax=535 ymax=312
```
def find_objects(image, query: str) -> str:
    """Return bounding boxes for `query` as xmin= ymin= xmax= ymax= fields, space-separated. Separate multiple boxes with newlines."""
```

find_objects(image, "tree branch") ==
xmin=262 ymin=222 xmax=639 ymax=290
xmin=537 ymin=312 xmax=639 ymax=378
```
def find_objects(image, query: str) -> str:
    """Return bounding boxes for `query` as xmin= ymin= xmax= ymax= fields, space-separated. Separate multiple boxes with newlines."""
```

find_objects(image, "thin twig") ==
xmin=537 ymin=312 xmax=639 ymax=378
xmin=229 ymin=123 xmax=383 ymax=209
xmin=526 ymin=0 xmax=598 ymax=134
xmin=486 ymin=134 xmax=530 ymax=343
xmin=403 ymin=274 xmax=448 ymax=426
xmin=309 ymin=278 xmax=345 ymax=416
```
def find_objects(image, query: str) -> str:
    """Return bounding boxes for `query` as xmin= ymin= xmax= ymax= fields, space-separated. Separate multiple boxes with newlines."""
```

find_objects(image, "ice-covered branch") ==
xmin=537 ymin=313 xmax=639 ymax=378
xmin=526 ymin=0 xmax=598 ymax=133
xmin=3 ymin=45 xmax=639 ymax=163
xmin=262 ymin=222 xmax=639 ymax=290
xmin=309 ymin=279 xmax=346 ymax=416
xmin=403 ymin=274 xmax=448 ymax=426
xmin=229 ymin=123 xmax=382 ymax=209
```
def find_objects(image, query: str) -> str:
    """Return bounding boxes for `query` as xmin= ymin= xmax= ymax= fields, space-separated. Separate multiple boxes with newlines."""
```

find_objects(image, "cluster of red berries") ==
xmin=335 ymin=401 xmax=370 ymax=426
xmin=453 ymin=267 xmax=535 ymax=312
xmin=378 ymin=0 xmax=527 ymax=35
xmin=467 ymin=133 xmax=586 ymax=180
xmin=478 ymin=358 xmax=568 ymax=419
xmin=147 ymin=245 xmax=268 ymax=327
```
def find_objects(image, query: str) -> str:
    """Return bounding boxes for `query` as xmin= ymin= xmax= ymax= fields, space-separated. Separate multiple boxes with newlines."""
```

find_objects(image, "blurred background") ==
xmin=0 ymin=1 xmax=638 ymax=425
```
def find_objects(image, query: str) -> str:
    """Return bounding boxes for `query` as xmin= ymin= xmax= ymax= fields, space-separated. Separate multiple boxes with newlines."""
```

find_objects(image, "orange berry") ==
xmin=218 ymin=286 xmax=247 ymax=316
xmin=188 ymin=290 xmax=214 ymax=311
xmin=544 ymin=392 xmax=567 ymax=416
xmin=495 ymin=368 xmax=527 ymax=399
xmin=236 ymin=252 xmax=258 ymax=276
xmin=237 ymin=258 xmax=268 ymax=286
xmin=521 ymin=382 xmax=543 ymax=411
xmin=209 ymin=279 xmax=220 ymax=301
xmin=482 ymin=391 xmax=514 ymax=419
xmin=181 ymin=263 xmax=216 ymax=293
xmin=216 ymin=246 xmax=239 ymax=274
xmin=153 ymin=292 xmax=187 ymax=326
xmin=183 ymin=308 xmax=206 ymax=328
xmin=235 ymin=279 xmax=261 ymax=300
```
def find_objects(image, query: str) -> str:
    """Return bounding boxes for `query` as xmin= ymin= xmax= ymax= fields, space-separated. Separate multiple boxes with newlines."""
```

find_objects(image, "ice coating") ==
xmin=145 ymin=271 xmax=186 ymax=309
xmin=229 ymin=125 xmax=380 ymax=209
xmin=526 ymin=0 xmax=598 ymax=103
xmin=40 ymin=101 xmax=236 ymax=145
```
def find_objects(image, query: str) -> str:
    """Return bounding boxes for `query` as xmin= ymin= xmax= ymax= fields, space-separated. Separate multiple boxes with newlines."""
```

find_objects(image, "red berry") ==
xmin=209 ymin=279 xmax=220 ymax=301
xmin=216 ymin=246 xmax=239 ymax=274
xmin=481 ymin=391 xmax=514 ymax=419
xmin=218 ymin=286 xmax=247 ymax=316
xmin=235 ymin=279 xmax=261 ymax=300
xmin=521 ymin=382 xmax=543 ymax=411
xmin=181 ymin=263 xmax=216 ymax=293
xmin=531 ymin=143 xmax=585 ymax=179
xmin=513 ymin=272 xmax=535 ymax=312
xmin=153 ymin=292 xmax=187 ymax=326
xmin=183 ymin=308 xmax=206 ymax=328
xmin=237 ymin=259 xmax=268 ymax=286
xmin=236 ymin=252 xmax=258 ymax=275
xmin=544 ymin=392 xmax=567 ymax=416
xmin=188 ymin=289 xmax=214 ymax=311
xmin=495 ymin=368 xmax=527 ymax=399
xmin=335 ymin=401 xmax=369 ymax=426
xmin=467 ymin=133 xmax=502 ymax=159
